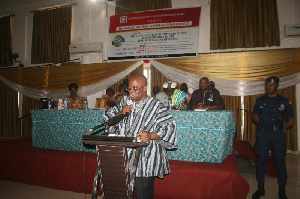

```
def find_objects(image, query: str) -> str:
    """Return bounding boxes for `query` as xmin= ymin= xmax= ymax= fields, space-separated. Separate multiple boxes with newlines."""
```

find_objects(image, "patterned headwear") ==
xmin=163 ymin=81 xmax=177 ymax=89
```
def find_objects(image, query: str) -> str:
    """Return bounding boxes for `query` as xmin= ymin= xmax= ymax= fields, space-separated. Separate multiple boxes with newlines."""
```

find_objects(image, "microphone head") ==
xmin=127 ymin=98 xmax=134 ymax=106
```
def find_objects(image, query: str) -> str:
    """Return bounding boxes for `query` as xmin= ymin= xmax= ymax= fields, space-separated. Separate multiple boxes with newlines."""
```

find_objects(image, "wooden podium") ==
xmin=82 ymin=135 xmax=148 ymax=199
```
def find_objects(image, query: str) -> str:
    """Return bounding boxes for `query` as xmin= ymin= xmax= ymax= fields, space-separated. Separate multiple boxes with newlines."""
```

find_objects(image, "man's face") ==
xmin=199 ymin=79 xmax=209 ymax=91
xmin=153 ymin=87 xmax=159 ymax=95
xmin=69 ymin=87 xmax=77 ymax=98
xmin=165 ymin=88 xmax=175 ymax=97
xmin=129 ymin=78 xmax=147 ymax=102
xmin=107 ymin=90 xmax=114 ymax=97
xmin=266 ymin=82 xmax=278 ymax=95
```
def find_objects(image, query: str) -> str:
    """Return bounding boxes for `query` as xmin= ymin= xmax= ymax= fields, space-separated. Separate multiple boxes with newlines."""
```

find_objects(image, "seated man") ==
xmin=95 ymin=87 xmax=115 ymax=109
xmin=66 ymin=83 xmax=85 ymax=109
xmin=110 ymin=83 xmax=128 ymax=107
xmin=190 ymin=77 xmax=221 ymax=110
xmin=153 ymin=85 xmax=168 ymax=107
xmin=180 ymin=83 xmax=192 ymax=104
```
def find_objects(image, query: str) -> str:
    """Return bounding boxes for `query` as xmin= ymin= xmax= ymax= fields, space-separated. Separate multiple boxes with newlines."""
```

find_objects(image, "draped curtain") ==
xmin=21 ymin=95 xmax=39 ymax=137
xmin=115 ymin=0 xmax=172 ymax=15
xmin=243 ymin=94 xmax=260 ymax=145
xmin=222 ymin=95 xmax=242 ymax=138
xmin=152 ymin=49 xmax=300 ymax=96
xmin=0 ymin=16 xmax=13 ymax=67
xmin=0 ymin=61 xmax=142 ymax=100
xmin=31 ymin=6 xmax=71 ymax=64
xmin=0 ymin=79 xmax=20 ymax=138
xmin=150 ymin=65 xmax=171 ymax=96
xmin=210 ymin=0 xmax=280 ymax=50
xmin=278 ymin=86 xmax=298 ymax=151
xmin=111 ymin=63 xmax=144 ymax=92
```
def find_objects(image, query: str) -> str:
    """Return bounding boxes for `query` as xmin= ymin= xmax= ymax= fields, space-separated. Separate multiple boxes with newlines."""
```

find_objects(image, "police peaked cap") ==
xmin=265 ymin=76 xmax=279 ymax=83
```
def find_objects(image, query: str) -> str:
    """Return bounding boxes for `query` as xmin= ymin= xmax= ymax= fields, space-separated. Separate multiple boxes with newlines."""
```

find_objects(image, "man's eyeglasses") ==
xmin=127 ymin=86 xmax=145 ymax=92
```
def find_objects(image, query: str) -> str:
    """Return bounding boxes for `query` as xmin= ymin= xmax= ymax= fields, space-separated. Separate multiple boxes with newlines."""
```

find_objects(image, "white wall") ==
xmin=295 ymin=0 xmax=300 ymax=23
xmin=5 ymin=0 xmax=300 ymax=64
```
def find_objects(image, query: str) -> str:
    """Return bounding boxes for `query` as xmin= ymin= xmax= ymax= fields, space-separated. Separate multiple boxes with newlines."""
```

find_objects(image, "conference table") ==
xmin=31 ymin=109 xmax=235 ymax=163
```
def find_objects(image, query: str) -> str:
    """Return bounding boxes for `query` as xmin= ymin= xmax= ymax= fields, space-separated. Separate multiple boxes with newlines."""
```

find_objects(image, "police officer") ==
xmin=252 ymin=76 xmax=295 ymax=199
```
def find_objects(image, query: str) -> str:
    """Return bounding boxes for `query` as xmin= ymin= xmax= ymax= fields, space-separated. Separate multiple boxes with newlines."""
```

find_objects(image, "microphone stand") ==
xmin=90 ymin=127 xmax=107 ymax=135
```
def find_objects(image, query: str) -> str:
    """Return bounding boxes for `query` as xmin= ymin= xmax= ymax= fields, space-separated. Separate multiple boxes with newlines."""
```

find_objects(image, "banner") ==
xmin=108 ymin=7 xmax=201 ymax=62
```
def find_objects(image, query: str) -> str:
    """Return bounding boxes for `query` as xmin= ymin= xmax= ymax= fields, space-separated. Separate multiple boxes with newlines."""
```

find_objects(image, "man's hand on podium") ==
xmin=138 ymin=131 xmax=162 ymax=142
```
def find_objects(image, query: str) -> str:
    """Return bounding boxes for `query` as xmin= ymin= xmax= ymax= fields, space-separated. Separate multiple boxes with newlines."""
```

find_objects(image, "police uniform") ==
xmin=252 ymin=76 xmax=294 ymax=199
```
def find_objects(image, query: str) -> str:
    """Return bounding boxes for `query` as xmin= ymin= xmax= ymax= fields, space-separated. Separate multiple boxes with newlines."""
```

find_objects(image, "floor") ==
xmin=0 ymin=154 xmax=299 ymax=199
xmin=239 ymin=153 xmax=300 ymax=199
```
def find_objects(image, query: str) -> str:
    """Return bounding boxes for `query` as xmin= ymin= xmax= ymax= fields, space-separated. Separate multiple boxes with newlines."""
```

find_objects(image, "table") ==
xmin=169 ymin=110 xmax=235 ymax=163
xmin=31 ymin=109 xmax=235 ymax=163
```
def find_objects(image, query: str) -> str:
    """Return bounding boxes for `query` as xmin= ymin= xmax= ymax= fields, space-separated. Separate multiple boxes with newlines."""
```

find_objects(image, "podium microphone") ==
xmin=107 ymin=112 xmax=129 ymax=126
xmin=87 ymin=112 xmax=129 ymax=133
xmin=87 ymin=122 xmax=107 ymax=132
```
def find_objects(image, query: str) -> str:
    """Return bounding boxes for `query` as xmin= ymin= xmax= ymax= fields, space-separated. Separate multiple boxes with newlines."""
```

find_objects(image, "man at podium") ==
xmin=104 ymin=75 xmax=177 ymax=199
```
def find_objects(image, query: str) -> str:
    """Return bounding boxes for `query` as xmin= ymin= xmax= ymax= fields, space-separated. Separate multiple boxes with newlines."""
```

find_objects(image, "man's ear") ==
xmin=143 ymin=86 xmax=148 ymax=92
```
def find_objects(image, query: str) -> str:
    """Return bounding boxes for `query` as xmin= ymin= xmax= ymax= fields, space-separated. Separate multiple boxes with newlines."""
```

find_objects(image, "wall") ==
xmin=3 ymin=0 xmax=300 ymax=65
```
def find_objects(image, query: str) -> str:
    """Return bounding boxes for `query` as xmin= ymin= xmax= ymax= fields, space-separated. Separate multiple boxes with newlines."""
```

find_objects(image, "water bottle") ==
xmin=168 ymin=96 xmax=172 ymax=110
xmin=63 ymin=99 xmax=68 ymax=109
xmin=84 ymin=98 xmax=88 ymax=109
xmin=48 ymin=98 xmax=52 ymax=109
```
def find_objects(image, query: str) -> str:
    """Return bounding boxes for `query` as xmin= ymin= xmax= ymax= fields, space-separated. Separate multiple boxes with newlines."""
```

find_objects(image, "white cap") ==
xmin=163 ymin=81 xmax=177 ymax=89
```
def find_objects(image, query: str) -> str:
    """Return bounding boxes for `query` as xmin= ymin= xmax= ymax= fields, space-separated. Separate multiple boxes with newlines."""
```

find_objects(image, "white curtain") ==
xmin=0 ymin=61 xmax=143 ymax=100
xmin=150 ymin=60 xmax=300 ymax=96
xmin=1 ymin=59 xmax=300 ymax=99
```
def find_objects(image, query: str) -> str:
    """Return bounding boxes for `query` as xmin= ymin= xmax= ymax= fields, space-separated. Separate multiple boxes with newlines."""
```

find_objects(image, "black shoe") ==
xmin=252 ymin=189 xmax=265 ymax=199
xmin=279 ymin=194 xmax=288 ymax=199
xmin=279 ymin=186 xmax=288 ymax=199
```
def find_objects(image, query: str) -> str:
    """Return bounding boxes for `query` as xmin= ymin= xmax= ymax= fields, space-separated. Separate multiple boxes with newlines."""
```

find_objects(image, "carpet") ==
xmin=233 ymin=137 xmax=278 ymax=178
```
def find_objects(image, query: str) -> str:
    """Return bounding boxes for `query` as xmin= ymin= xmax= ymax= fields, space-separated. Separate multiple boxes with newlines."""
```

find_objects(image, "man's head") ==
xmin=106 ymin=87 xmax=115 ymax=97
xmin=68 ymin=83 xmax=78 ymax=98
xmin=199 ymin=77 xmax=210 ymax=92
xmin=209 ymin=81 xmax=215 ymax=89
xmin=265 ymin=76 xmax=279 ymax=96
xmin=128 ymin=75 xmax=148 ymax=103
xmin=163 ymin=81 xmax=177 ymax=97
xmin=180 ymin=83 xmax=188 ymax=93
xmin=153 ymin=86 xmax=160 ymax=96
xmin=118 ymin=83 xmax=127 ymax=94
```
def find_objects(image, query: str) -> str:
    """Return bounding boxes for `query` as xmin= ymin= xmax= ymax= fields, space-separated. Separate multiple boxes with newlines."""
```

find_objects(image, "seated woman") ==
xmin=110 ymin=83 xmax=127 ymax=106
xmin=95 ymin=87 xmax=115 ymax=109
xmin=66 ymin=83 xmax=84 ymax=109
xmin=180 ymin=83 xmax=192 ymax=104
xmin=172 ymin=89 xmax=189 ymax=110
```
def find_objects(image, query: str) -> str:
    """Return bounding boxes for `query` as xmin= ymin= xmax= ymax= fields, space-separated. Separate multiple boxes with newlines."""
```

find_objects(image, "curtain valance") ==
xmin=1 ymin=48 xmax=299 ymax=98
xmin=0 ymin=61 xmax=142 ymax=100
xmin=152 ymin=48 xmax=300 ymax=96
